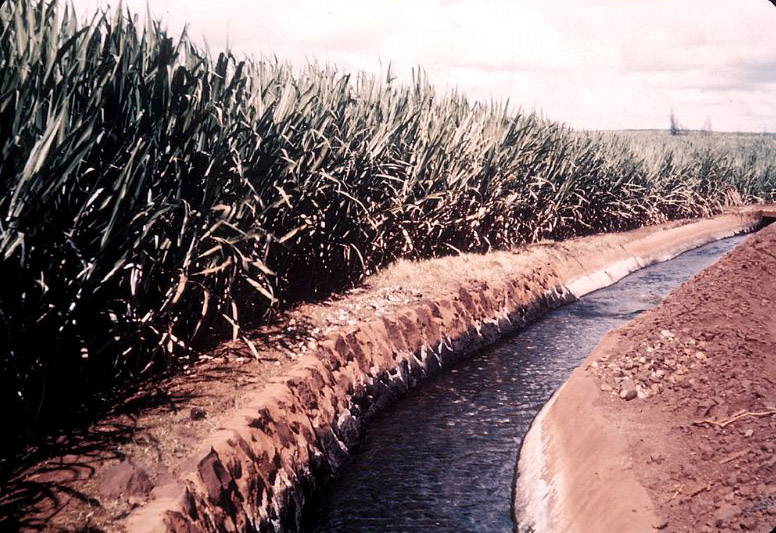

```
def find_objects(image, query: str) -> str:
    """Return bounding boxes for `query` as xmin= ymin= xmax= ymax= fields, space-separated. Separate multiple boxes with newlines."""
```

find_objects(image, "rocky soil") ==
xmin=587 ymin=224 xmax=776 ymax=531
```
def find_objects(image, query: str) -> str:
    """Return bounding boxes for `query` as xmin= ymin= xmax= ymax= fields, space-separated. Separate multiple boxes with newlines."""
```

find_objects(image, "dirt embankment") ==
xmin=515 ymin=222 xmax=776 ymax=533
xmin=3 ymin=211 xmax=765 ymax=533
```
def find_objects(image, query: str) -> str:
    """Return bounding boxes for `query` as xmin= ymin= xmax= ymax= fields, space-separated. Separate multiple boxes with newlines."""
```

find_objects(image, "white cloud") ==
xmin=69 ymin=0 xmax=776 ymax=131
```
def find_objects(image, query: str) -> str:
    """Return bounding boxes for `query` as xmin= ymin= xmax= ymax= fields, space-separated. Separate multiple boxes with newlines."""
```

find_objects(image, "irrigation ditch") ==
xmin=113 ymin=209 xmax=771 ymax=533
xmin=309 ymin=232 xmax=750 ymax=531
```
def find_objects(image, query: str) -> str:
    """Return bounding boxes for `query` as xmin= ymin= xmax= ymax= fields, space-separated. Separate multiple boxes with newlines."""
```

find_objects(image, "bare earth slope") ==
xmin=516 ymin=223 xmax=776 ymax=532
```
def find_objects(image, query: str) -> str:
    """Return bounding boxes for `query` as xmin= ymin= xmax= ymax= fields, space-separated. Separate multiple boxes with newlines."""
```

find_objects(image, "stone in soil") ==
xmin=98 ymin=460 xmax=154 ymax=499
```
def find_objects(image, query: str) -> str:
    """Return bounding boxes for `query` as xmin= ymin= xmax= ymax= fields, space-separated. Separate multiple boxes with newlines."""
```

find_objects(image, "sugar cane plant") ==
xmin=1 ymin=0 xmax=775 ymax=442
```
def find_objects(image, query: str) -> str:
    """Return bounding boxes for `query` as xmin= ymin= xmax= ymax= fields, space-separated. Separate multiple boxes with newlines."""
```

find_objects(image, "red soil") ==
xmin=586 ymin=224 xmax=776 ymax=531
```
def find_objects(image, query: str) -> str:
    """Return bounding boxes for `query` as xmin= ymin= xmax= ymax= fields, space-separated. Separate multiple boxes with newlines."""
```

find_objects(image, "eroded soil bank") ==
xmin=1 ymin=210 xmax=765 ymax=533
xmin=515 ymin=222 xmax=776 ymax=533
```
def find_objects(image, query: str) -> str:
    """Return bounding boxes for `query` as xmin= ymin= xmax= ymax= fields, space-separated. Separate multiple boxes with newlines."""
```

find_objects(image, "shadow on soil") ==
xmin=0 ymin=311 xmax=322 ymax=531
xmin=0 ymin=378 xmax=201 ymax=531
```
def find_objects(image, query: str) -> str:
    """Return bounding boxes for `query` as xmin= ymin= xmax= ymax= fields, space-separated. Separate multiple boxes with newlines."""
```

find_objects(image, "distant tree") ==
xmin=701 ymin=116 xmax=713 ymax=136
xmin=669 ymin=109 xmax=682 ymax=136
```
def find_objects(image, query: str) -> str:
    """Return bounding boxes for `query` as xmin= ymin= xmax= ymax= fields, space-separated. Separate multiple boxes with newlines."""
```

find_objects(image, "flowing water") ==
xmin=308 ymin=236 xmax=746 ymax=533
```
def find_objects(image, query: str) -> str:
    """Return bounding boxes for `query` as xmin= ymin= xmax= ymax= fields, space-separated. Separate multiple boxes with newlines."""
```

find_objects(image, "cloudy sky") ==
xmin=70 ymin=0 xmax=776 ymax=132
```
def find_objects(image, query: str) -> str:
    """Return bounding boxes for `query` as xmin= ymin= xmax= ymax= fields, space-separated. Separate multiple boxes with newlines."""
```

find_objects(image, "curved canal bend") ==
xmin=307 ymin=236 xmax=746 ymax=533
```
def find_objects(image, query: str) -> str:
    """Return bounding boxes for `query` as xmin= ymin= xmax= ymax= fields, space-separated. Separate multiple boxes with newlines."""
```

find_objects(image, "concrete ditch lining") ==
xmin=124 ymin=211 xmax=765 ymax=533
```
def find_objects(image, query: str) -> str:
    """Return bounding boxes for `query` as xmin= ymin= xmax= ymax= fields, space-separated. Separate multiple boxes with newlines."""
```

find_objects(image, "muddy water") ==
xmin=308 ymin=236 xmax=746 ymax=533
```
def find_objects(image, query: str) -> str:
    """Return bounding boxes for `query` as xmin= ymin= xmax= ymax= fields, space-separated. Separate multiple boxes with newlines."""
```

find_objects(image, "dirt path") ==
xmin=517 ymin=223 xmax=776 ymax=532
